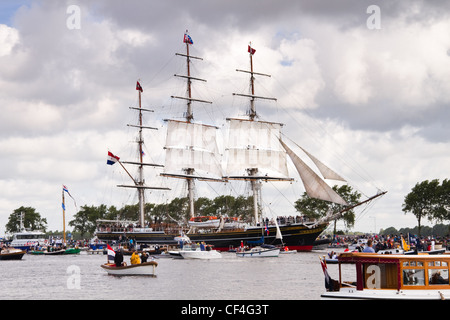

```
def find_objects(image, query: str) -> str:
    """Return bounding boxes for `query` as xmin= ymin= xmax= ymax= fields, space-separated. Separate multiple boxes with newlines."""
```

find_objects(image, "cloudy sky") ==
xmin=1 ymin=0 xmax=449 ymax=235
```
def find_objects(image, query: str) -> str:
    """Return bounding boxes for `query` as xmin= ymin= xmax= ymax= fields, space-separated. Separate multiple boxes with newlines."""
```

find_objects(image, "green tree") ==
xmin=402 ymin=179 xmax=443 ymax=236
xmin=294 ymin=185 xmax=361 ymax=233
xmin=69 ymin=204 xmax=118 ymax=236
xmin=195 ymin=197 xmax=214 ymax=216
xmin=434 ymin=179 xmax=450 ymax=226
xmin=166 ymin=197 xmax=189 ymax=223
xmin=6 ymin=206 xmax=48 ymax=233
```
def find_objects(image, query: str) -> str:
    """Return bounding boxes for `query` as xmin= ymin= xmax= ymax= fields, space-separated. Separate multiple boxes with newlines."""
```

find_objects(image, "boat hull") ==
xmin=0 ymin=249 xmax=26 ymax=260
xmin=29 ymin=248 xmax=81 ymax=255
xmin=179 ymin=250 xmax=222 ymax=259
xmin=236 ymin=247 xmax=280 ymax=258
xmin=96 ymin=222 xmax=327 ymax=252
xmin=101 ymin=261 xmax=158 ymax=276
xmin=321 ymin=288 xmax=450 ymax=300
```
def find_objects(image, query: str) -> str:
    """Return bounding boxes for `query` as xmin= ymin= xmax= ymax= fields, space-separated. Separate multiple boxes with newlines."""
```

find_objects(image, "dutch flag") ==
xmin=107 ymin=151 xmax=120 ymax=165
xmin=107 ymin=244 xmax=116 ymax=261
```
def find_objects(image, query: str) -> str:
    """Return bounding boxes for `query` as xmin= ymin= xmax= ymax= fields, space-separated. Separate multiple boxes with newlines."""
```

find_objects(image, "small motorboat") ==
xmin=101 ymin=261 xmax=158 ymax=276
xmin=236 ymin=244 xmax=280 ymax=258
xmin=179 ymin=247 xmax=222 ymax=259
xmin=280 ymin=246 xmax=297 ymax=254
xmin=169 ymin=242 xmax=222 ymax=259
xmin=0 ymin=248 xmax=26 ymax=260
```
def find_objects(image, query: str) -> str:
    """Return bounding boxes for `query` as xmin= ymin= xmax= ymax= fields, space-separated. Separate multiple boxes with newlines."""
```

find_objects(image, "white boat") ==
xmin=10 ymin=229 xmax=47 ymax=252
xmin=101 ymin=261 xmax=158 ymax=276
xmin=170 ymin=238 xmax=222 ymax=259
xmin=236 ymin=244 xmax=280 ymax=258
xmin=320 ymin=252 xmax=450 ymax=300
xmin=280 ymin=246 xmax=297 ymax=254
xmin=179 ymin=247 xmax=222 ymax=260
xmin=9 ymin=212 xmax=47 ymax=251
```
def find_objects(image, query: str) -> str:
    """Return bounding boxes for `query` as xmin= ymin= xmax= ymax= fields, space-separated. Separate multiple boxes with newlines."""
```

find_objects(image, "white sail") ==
xmin=225 ymin=118 xmax=289 ymax=179
xmin=280 ymin=139 xmax=348 ymax=206
xmin=298 ymin=145 xmax=346 ymax=182
xmin=163 ymin=120 xmax=222 ymax=179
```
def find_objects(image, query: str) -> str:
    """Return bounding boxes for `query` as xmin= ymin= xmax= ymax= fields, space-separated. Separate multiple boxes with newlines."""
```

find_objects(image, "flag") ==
xmin=320 ymin=257 xmax=332 ymax=290
xmin=136 ymin=81 xmax=143 ymax=92
xmin=183 ymin=32 xmax=193 ymax=44
xmin=63 ymin=185 xmax=78 ymax=212
xmin=264 ymin=222 xmax=269 ymax=235
xmin=107 ymin=244 xmax=115 ymax=261
xmin=248 ymin=45 xmax=256 ymax=55
xmin=107 ymin=151 xmax=120 ymax=165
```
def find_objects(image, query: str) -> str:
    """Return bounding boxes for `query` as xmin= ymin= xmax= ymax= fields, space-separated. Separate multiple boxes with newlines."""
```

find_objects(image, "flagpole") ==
xmin=62 ymin=187 xmax=66 ymax=245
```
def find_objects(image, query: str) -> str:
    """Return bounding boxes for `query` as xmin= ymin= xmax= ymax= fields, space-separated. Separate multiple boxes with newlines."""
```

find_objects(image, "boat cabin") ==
xmin=334 ymin=252 xmax=450 ymax=292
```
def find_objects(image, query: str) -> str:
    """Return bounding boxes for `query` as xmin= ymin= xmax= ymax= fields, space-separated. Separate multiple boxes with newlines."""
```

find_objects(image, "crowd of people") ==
xmin=329 ymin=233 xmax=450 ymax=253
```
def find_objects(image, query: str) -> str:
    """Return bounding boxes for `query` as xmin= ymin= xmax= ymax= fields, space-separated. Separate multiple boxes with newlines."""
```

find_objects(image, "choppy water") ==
xmin=0 ymin=249 xmax=351 ymax=301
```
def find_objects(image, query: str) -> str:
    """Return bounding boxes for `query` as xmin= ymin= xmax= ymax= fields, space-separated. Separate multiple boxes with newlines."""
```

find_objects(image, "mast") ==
xmin=162 ymin=31 xmax=222 ymax=221
xmin=116 ymin=81 xmax=170 ymax=227
xmin=62 ymin=188 xmax=66 ymax=244
xmin=184 ymin=35 xmax=195 ymax=218
xmin=226 ymin=43 xmax=291 ymax=225
xmin=137 ymin=83 xmax=146 ymax=226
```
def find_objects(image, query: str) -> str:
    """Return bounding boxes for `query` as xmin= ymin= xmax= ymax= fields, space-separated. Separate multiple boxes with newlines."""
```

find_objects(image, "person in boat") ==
xmin=114 ymin=248 xmax=124 ymax=267
xmin=363 ymin=239 xmax=375 ymax=253
xmin=141 ymin=251 xmax=148 ymax=263
xmin=431 ymin=271 xmax=447 ymax=284
xmin=130 ymin=250 xmax=141 ymax=265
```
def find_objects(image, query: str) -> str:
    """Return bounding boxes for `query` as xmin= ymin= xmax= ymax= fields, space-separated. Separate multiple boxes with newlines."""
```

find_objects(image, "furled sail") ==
xmin=163 ymin=119 xmax=222 ymax=180
xmin=280 ymin=139 xmax=348 ymax=206
xmin=225 ymin=118 xmax=290 ymax=179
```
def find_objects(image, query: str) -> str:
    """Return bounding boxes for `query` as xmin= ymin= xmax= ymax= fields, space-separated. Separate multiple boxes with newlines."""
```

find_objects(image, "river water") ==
xmin=1 ymin=249 xmax=352 ymax=301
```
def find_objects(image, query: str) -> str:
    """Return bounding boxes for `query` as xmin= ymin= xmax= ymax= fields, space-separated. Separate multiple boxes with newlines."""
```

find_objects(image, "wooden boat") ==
xmin=100 ymin=261 xmax=158 ymax=276
xmin=95 ymin=33 xmax=386 ymax=253
xmin=320 ymin=252 xmax=450 ymax=300
xmin=29 ymin=248 xmax=81 ymax=255
xmin=236 ymin=244 xmax=280 ymax=258
xmin=0 ymin=248 xmax=26 ymax=260
xmin=63 ymin=248 xmax=81 ymax=255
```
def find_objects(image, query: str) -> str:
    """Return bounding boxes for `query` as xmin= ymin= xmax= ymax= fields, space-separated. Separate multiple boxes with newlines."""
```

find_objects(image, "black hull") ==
xmin=96 ymin=223 xmax=328 ymax=252
xmin=0 ymin=251 xmax=26 ymax=260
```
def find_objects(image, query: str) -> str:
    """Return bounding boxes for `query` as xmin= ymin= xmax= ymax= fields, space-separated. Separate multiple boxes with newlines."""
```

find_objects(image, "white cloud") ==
xmin=0 ymin=24 xmax=19 ymax=56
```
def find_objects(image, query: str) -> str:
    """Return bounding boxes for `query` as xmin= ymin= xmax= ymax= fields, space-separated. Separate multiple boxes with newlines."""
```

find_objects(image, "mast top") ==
xmin=233 ymin=43 xmax=276 ymax=121
xmin=174 ymin=31 xmax=211 ymax=123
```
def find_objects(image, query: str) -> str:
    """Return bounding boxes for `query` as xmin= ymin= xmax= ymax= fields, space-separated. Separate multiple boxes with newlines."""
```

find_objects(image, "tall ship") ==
xmin=95 ymin=32 xmax=385 ymax=251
